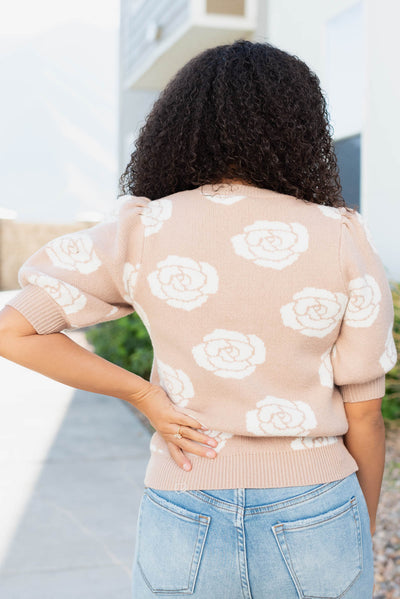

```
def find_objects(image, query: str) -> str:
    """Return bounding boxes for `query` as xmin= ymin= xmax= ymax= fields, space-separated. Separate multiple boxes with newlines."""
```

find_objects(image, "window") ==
xmin=326 ymin=2 xmax=364 ymax=212
xmin=206 ymin=0 xmax=245 ymax=16
xmin=334 ymin=134 xmax=361 ymax=211
xmin=325 ymin=1 xmax=365 ymax=140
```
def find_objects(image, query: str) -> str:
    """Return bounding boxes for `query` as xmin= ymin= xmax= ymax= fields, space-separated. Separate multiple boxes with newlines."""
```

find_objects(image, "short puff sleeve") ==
xmin=331 ymin=209 xmax=397 ymax=402
xmin=5 ymin=196 xmax=151 ymax=334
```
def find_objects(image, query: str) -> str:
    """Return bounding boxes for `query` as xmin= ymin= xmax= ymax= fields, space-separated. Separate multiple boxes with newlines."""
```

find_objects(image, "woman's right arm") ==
xmin=1 ymin=197 xmax=219 ymax=471
xmin=331 ymin=210 xmax=397 ymax=537
xmin=343 ymin=397 xmax=386 ymax=535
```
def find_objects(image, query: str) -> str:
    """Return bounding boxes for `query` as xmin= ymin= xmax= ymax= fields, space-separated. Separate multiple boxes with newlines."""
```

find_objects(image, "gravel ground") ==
xmin=373 ymin=419 xmax=400 ymax=599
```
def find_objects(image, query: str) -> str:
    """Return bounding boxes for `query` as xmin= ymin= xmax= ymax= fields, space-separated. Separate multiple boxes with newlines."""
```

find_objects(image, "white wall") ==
xmin=254 ymin=0 xmax=358 ymax=79
xmin=118 ymin=0 xmax=399 ymax=280
xmin=118 ymin=88 xmax=158 ymax=177
xmin=362 ymin=0 xmax=400 ymax=280
xmin=324 ymin=2 xmax=365 ymax=140
xmin=254 ymin=0 xmax=399 ymax=281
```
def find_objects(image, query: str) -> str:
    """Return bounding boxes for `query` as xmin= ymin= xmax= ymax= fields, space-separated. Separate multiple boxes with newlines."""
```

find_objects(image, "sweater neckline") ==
xmin=198 ymin=182 xmax=280 ymax=199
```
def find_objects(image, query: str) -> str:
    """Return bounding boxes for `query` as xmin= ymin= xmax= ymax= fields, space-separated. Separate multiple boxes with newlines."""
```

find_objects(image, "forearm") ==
xmin=0 ymin=331 xmax=153 ymax=405
xmin=343 ymin=418 xmax=386 ymax=531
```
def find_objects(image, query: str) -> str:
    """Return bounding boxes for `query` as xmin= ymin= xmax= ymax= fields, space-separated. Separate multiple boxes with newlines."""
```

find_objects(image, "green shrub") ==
xmin=382 ymin=281 xmax=400 ymax=422
xmin=85 ymin=283 xmax=400 ymax=421
xmin=85 ymin=312 xmax=153 ymax=381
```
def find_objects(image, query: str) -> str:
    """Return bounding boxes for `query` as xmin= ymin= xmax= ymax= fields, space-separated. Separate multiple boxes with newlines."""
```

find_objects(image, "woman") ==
xmin=0 ymin=40 xmax=396 ymax=598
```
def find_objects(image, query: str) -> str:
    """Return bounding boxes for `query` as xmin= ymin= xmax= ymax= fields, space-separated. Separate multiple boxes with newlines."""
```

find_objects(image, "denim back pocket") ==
xmin=271 ymin=495 xmax=363 ymax=599
xmin=137 ymin=489 xmax=210 ymax=594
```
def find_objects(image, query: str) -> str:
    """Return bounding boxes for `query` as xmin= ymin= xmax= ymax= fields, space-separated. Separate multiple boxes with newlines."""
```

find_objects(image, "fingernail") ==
xmin=208 ymin=440 xmax=217 ymax=446
xmin=206 ymin=450 xmax=216 ymax=458
xmin=183 ymin=463 xmax=191 ymax=471
xmin=200 ymin=425 xmax=207 ymax=430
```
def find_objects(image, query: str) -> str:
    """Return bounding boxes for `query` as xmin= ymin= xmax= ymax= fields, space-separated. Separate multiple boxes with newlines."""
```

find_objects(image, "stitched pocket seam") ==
xmin=272 ymin=496 xmax=363 ymax=598
xmin=137 ymin=491 xmax=210 ymax=594
xmin=145 ymin=488 xmax=211 ymax=524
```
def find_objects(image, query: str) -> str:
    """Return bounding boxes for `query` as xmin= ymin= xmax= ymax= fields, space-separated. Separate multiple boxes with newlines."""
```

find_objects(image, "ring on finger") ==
xmin=173 ymin=425 xmax=183 ymax=439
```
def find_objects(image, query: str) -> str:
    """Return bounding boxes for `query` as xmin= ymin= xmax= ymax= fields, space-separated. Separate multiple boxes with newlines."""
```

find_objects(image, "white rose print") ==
xmin=319 ymin=348 xmax=334 ymax=388
xmin=317 ymin=205 xmax=342 ymax=219
xmin=122 ymin=262 xmax=140 ymax=303
xmin=344 ymin=275 xmax=381 ymax=327
xmin=140 ymin=198 xmax=172 ymax=236
xmin=202 ymin=193 xmax=246 ymax=205
xmin=27 ymin=273 xmax=86 ymax=315
xmin=291 ymin=436 xmax=338 ymax=450
xmin=192 ymin=328 xmax=266 ymax=379
xmin=231 ymin=220 xmax=309 ymax=269
xmin=280 ymin=287 xmax=347 ymax=337
xmin=194 ymin=429 xmax=233 ymax=453
xmin=379 ymin=325 xmax=397 ymax=371
xmin=45 ymin=233 xmax=102 ymax=274
xmin=246 ymin=396 xmax=317 ymax=436
xmin=147 ymin=255 xmax=218 ymax=310
xmin=150 ymin=442 xmax=165 ymax=454
xmin=354 ymin=211 xmax=378 ymax=254
xmin=100 ymin=195 xmax=150 ymax=224
xmin=157 ymin=359 xmax=195 ymax=407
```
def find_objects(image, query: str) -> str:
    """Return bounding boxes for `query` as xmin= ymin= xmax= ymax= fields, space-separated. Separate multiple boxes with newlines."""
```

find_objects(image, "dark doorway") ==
xmin=334 ymin=134 xmax=361 ymax=210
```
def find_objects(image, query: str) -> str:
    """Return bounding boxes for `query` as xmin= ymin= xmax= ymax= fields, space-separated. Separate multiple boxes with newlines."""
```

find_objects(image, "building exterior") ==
xmin=118 ymin=0 xmax=400 ymax=281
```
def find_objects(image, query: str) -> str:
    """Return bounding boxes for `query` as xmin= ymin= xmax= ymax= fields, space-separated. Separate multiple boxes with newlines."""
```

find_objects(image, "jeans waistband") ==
xmin=147 ymin=473 xmax=355 ymax=514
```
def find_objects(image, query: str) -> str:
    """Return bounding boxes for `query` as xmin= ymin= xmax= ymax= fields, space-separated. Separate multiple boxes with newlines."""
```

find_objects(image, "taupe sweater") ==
xmin=7 ymin=183 xmax=398 ymax=490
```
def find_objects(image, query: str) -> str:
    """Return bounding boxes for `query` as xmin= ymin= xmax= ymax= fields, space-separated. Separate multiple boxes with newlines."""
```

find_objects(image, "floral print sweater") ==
xmin=7 ymin=182 xmax=398 ymax=490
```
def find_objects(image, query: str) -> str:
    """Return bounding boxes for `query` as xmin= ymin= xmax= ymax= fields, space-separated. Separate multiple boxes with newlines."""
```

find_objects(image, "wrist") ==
xmin=123 ymin=376 xmax=154 ymax=406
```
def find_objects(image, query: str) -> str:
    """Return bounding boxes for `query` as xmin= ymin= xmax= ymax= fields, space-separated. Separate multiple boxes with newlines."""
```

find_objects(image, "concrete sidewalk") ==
xmin=0 ymin=291 xmax=152 ymax=599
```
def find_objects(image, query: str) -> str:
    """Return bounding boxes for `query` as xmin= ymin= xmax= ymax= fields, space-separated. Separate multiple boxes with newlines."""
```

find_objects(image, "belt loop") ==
xmin=235 ymin=488 xmax=245 ymax=508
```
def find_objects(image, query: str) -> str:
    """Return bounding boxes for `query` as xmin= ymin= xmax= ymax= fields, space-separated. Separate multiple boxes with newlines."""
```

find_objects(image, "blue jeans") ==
xmin=131 ymin=471 xmax=374 ymax=598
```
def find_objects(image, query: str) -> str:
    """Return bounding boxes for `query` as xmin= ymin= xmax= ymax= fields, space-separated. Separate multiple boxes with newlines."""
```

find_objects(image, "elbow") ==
xmin=0 ymin=317 xmax=19 ymax=358
xmin=0 ymin=315 xmax=10 ymax=357
xmin=0 ymin=328 xmax=12 ymax=358
xmin=0 ymin=305 xmax=38 ymax=358
xmin=343 ymin=395 xmax=385 ymax=426
xmin=345 ymin=411 xmax=386 ymax=430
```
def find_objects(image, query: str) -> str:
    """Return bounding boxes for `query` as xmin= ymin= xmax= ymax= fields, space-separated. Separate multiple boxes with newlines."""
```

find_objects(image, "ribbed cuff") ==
xmin=339 ymin=375 xmax=386 ymax=403
xmin=6 ymin=284 xmax=69 ymax=334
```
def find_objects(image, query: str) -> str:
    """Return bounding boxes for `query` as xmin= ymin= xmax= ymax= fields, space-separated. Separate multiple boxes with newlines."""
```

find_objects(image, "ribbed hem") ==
xmin=339 ymin=375 xmax=386 ymax=403
xmin=6 ymin=284 xmax=68 ymax=334
xmin=143 ymin=437 xmax=359 ymax=490
xmin=197 ymin=182 xmax=282 ymax=199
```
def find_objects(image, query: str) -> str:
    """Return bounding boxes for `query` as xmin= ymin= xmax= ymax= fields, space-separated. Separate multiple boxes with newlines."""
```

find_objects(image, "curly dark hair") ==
xmin=119 ymin=39 xmax=354 ymax=212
